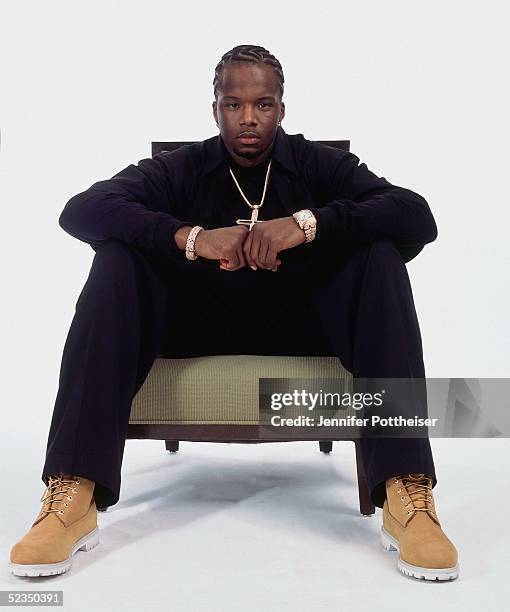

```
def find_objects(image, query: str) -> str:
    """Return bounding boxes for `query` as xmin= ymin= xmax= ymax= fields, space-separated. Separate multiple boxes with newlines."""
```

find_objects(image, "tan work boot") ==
xmin=9 ymin=474 xmax=99 ymax=577
xmin=381 ymin=473 xmax=459 ymax=581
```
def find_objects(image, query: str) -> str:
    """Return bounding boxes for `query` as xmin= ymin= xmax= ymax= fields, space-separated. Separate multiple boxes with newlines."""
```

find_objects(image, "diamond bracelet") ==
xmin=185 ymin=225 xmax=204 ymax=261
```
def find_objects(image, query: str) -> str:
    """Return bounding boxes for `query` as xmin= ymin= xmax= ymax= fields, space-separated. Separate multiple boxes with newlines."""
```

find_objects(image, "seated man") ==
xmin=9 ymin=44 xmax=459 ymax=581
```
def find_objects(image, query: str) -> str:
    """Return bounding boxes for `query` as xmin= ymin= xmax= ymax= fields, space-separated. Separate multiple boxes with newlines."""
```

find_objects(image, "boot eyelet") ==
xmin=401 ymin=496 xmax=406 ymax=500
xmin=397 ymin=488 xmax=401 ymax=492
xmin=67 ymin=496 xmax=73 ymax=500
xmin=72 ymin=488 xmax=77 ymax=493
xmin=394 ymin=479 xmax=399 ymax=484
xmin=407 ymin=511 xmax=412 ymax=514
xmin=58 ymin=510 xmax=64 ymax=515
xmin=64 ymin=503 xmax=69 ymax=507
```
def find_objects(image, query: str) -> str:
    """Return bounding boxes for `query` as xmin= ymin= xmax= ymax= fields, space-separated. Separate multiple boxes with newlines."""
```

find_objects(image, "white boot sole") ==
xmin=8 ymin=527 xmax=99 ymax=577
xmin=381 ymin=526 xmax=459 ymax=581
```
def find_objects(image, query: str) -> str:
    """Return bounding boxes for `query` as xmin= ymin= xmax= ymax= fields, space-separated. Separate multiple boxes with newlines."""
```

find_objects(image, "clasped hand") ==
xmin=193 ymin=216 xmax=306 ymax=272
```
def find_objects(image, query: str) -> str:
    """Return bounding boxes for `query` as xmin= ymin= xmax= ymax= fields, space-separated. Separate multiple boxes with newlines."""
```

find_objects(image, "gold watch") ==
xmin=292 ymin=209 xmax=317 ymax=243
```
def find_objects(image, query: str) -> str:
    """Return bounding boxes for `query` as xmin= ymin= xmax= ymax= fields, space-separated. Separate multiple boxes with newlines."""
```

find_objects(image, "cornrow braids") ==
xmin=213 ymin=44 xmax=284 ymax=100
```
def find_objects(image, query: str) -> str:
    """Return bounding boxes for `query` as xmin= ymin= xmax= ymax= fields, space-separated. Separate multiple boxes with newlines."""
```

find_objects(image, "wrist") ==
xmin=193 ymin=228 xmax=206 ymax=256
xmin=174 ymin=226 xmax=193 ymax=250
xmin=185 ymin=226 xmax=204 ymax=260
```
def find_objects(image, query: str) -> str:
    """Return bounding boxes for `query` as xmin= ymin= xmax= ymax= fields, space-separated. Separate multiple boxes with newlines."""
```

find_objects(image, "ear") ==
xmin=212 ymin=100 xmax=217 ymax=124
xmin=279 ymin=101 xmax=285 ymax=123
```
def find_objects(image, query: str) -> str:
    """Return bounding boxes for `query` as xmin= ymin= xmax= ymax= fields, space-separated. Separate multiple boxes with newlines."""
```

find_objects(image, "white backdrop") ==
xmin=1 ymin=1 xmax=509 ymax=607
xmin=2 ymin=2 xmax=509 ymax=430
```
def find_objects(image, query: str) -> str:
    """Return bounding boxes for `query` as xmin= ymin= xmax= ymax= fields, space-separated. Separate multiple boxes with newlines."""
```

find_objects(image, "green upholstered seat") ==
xmin=130 ymin=355 xmax=352 ymax=425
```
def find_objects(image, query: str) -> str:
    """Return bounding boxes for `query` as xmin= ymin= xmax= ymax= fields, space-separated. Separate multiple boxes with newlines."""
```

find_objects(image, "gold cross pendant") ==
xmin=236 ymin=218 xmax=264 ymax=231
xmin=236 ymin=206 xmax=263 ymax=231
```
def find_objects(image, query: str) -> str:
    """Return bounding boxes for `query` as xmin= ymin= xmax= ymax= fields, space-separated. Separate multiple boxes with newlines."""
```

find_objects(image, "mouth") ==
xmin=237 ymin=133 xmax=260 ymax=145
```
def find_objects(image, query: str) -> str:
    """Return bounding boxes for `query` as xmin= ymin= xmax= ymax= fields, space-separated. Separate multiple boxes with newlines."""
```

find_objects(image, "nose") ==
xmin=240 ymin=104 xmax=257 ymax=126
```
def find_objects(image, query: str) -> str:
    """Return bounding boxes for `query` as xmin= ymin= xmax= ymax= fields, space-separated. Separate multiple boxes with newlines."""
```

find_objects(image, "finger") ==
xmin=243 ymin=231 xmax=257 ymax=270
xmin=236 ymin=243 xmax=247 ymax=269
xmin=220 ymin=257 xmax=242 ymax=271
xmin=258 ymin=239 xmax=271 ymax=269
xmin=271 ymin=258 xmax=282 ymax=272
xmin=225 ymin=254 xmax=239 ymax=270
xmin=265 ymin=246 xmax=279 ymax=269
xmin=221 ymin=264 xmax=240 ymax=271
xmin=249 ymin=232 xmax=261 ymax=269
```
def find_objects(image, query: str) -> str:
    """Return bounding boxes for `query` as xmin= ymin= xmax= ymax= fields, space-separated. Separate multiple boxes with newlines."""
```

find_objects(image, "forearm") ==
xmin=58 ymin=155 xmax=192 ymax=258
xmin=304 ymin=146 xmax=438 ymax=263
xmin=309 ymin=187 xmax=438 ymax=253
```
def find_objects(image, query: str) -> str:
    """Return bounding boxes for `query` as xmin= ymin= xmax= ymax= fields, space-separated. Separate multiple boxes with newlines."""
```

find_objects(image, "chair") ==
xmin=110 ymin=137 xmax=375 ymax=517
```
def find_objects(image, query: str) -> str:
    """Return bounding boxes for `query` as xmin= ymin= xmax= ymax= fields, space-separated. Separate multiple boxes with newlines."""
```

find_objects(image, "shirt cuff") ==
xmin=153 ymin=216 xmax=192 ymax=259
xmin=306 ymin=206 xmax=335 ymax=249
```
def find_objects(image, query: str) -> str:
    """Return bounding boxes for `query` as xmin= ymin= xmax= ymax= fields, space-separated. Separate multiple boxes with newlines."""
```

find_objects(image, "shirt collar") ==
xmin=201 ymin=125 xmax=299 ymax=178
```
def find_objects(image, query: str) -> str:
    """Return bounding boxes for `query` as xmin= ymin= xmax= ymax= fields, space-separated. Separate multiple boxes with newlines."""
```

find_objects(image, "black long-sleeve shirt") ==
xmin=58 ymin=126 xmax=438 ymax=267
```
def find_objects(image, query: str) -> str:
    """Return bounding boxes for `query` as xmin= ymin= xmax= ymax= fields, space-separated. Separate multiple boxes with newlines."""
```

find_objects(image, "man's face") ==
xmin=212 ymin=62 xmax=285 ymax=167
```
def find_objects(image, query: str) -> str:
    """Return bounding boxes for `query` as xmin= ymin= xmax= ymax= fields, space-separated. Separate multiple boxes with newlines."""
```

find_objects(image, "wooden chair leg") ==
xmin=354 ymin=439 xmax=375 ymax=516
xmin=165 ymin=440 xmax=179 ymax=452
xmin=319 ymin=440 xmax=333 ymax=453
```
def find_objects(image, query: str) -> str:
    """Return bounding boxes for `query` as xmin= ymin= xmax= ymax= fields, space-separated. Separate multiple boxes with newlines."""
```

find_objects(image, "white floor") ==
xmin=1 ymin=435 xmax=508 ymax=612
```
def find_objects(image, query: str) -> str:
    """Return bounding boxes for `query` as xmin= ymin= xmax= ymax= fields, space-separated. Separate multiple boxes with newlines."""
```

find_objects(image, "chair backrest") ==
xmin=152 ymin=138 xmax=350 ymax=157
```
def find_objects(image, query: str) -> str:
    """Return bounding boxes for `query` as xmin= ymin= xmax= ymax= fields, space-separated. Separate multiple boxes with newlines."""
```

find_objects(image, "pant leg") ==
xmin=41 ymin=242 xmax=312 ymax=509
xmin=260 ymin=239 xmax=437 ymax=508
xmin=41 ymin=240 xmax=236 ymax=508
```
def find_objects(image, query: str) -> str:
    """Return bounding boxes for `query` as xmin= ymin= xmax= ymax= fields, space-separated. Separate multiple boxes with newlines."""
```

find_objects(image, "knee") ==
xmin=314 ymin=239 xmax=406 ymax=295
xmin=91 ymin=239 xmax=140 ymax=286
xmin=366 ymin=238 xmax=401 ymax=257
xmin=95 ymin=238 xmax=134 ymax=259
xmin=334 ymin=239 xmax=407 ymax=287
xmin=339 ymin=238 xmax=403 ymax=268
xmin=363 ymin=239 xmax=406 ymax=270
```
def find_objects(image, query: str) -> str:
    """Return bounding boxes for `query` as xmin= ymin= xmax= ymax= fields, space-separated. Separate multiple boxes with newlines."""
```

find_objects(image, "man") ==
xmin=9 ymin=44 xmax=459 ymax=581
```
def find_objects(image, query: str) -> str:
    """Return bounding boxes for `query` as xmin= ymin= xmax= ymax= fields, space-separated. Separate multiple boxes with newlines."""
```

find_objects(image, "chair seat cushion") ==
xmin=130 ymin=355 xmax=352 ymax=425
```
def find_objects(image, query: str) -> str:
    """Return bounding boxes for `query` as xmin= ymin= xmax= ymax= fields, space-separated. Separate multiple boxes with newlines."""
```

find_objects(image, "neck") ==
xmin=230 ymin=155 xmax=270 ymax=170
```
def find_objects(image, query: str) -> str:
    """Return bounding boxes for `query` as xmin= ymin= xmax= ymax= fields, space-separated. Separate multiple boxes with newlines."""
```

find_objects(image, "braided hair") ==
xmin=213 ymin=45 xmax=284 ymax=100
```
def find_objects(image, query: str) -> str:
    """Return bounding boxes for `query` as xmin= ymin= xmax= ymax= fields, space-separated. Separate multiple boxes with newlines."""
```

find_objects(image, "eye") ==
xmin=226 ymin=102 xmax=271 ymax=109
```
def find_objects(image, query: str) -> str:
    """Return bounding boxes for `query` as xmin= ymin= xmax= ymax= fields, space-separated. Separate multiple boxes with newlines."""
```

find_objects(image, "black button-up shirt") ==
xmin=59 ymin=126 xmax=437 ymax=269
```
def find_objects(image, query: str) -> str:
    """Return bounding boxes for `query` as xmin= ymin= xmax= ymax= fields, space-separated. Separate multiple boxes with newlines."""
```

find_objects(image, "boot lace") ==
xmin=39 ymin=475 xmax=80 ymax=517
xmin=393 ymin=473 xmax=435 ymax=517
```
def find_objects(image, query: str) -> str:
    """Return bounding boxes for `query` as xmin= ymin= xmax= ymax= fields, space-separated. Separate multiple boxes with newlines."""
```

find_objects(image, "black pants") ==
xmin=42 ymin=237 xmax=436 ymax=509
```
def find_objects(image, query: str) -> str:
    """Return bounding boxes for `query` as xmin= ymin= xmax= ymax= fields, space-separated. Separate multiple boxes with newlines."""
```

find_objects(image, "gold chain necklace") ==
xmin=230 ymin=158 xmax=272 ymax=231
